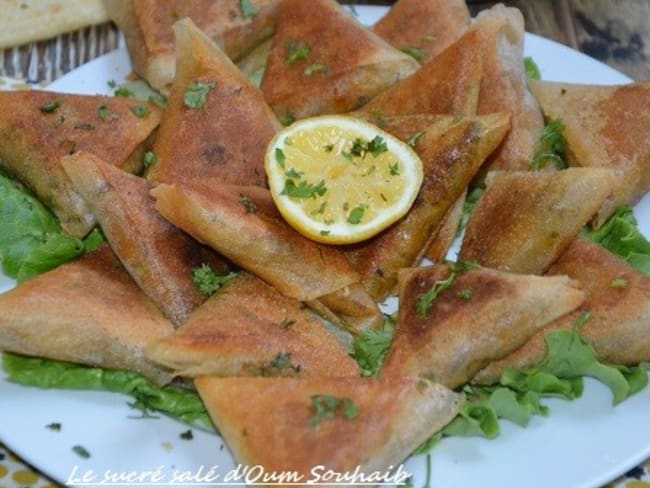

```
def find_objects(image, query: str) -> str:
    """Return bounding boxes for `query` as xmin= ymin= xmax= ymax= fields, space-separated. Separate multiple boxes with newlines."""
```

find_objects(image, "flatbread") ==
xmin=146 ymin=272 xmax=359 ymax=377
xmin=0 ymin=245 xmax=174 ymax=386
xmin=345 ymin=113 xmax=510 ymax=301
xmin=0 ymin=0 xmax=108 ymax=48
xmin=530 ymin=80 xmax=650 ymax=226
xmin=381 ymin=264 xmax=585 ymax=388
xmin=147 ymin=18 xmax=280 ymax=188
xmin=0 ymin=90 xmax=160 ymax=237
xmin=104 ymin=0 xmax=280 ymax=93
xmin=459 ymin=168 xmax=617 ymax=274
xmin=195 ymin=375 xmax=462 ymax=479
xmin=373 ymin=0 xmax=470 ymax=63
xmin=260 ymin=0 xmax=419 ymax=119
xmin=474 ymin=237 xmax=650 ymax=384
xmin=62 ymin=151 xmax=229 ymax=327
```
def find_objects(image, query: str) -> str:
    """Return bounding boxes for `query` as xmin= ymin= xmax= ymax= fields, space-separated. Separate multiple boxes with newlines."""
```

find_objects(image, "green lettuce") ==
xmin=0 ymin=171 xmax=104 ymax=282
xmin=2 ymin=352 xmax=214 ymax=430
xmin=583 ymin=207 xmax=650 ymax=275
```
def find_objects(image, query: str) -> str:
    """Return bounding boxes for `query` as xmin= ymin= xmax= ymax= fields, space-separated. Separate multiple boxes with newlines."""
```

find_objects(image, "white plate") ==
xmin=1 ymin=5 xmax=650 ymax=488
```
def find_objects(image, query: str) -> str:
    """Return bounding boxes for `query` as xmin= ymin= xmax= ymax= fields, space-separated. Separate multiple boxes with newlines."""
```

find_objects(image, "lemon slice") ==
xmin=265 ymin=115 xmax=424 ymax=244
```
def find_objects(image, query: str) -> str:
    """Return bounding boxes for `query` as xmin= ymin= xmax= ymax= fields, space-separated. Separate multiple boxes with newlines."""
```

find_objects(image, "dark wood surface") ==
xmin=0 ymin=1 xmax=648 ymax=84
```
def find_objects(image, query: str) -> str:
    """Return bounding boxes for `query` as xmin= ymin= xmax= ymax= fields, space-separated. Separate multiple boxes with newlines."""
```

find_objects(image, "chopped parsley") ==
xmin=350 ymin=136 xmax=388 ymax=159
xmin=350 ymin=315 xmax=396 ymax=376
xmin=416 ymin=274 xmax=456 ymax=317
xmin=531 ymin=119 xmax=567 ymax=170
xmin=191 ymin=264 xmax=237 ymax=297
xmin=72 ymin=445 xmax=91 ymax=459
xmin=114 ymin=86 xmax=134 ymax=98
xmin=45 ymin=422 xmax=62 ymax=431
xmin=276 ymin=148 xmax=286 ymax=168
xmin=180 ymin=429 xmax=194 ymax=440
xmin=281 ymin=179 xmax=327 ymax=199
xmin=148 ymin=93 xmax=168 ymax=109
xmin=406 ymin=131 xmax=425 ymax=147
xmin=401 ymin=46 xmax=428 ymax=61
xmin=285 ymin=168 xmax=303 ymax=178
xmin=347 ymin=205 xmax=366 ymax=224
xmin=610 ymin=278 xmax=628 ymax=289
xmin=524 ymin=56 xmax=541 ymax=81
xmin=323 ymin=144 xmax=335 ymax=152
xmin=97 ymin=104 xmax=110 ymax=121
xmin=286 ymin=40 xmax=311 ymax=64
xmin=130 ymin=105 xmax=150 ymax=118
xmin=239 ymin=0 xmax=258 ymax=18
xmin=239 ymin=193 xmax=257 ymax=214
xmin=309 ymin=394 xmax=359 ymax=427
xmin=252 ymin=352 xmax=301 ymax=377
xmin=389 ymin=162 xmax=400 ymax=176
xmin=280 ymin=114 xmax=296 ymax=126
xmin=143 ymin=150 xmax=157 ymax=168
xmin=40 ymin=99 xmax=62 ymax=113
xmin=304 ymin=63 xmax=330 ymax=76
xmin=184 ymin=81 xmax=216 ymax=109
xmin=457 ymin=288 xmax=474 ymax=300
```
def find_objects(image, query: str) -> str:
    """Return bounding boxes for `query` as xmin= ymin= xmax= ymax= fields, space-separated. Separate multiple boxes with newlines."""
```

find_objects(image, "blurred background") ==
xmin=0 ymin=0 xmax=647 ymax=83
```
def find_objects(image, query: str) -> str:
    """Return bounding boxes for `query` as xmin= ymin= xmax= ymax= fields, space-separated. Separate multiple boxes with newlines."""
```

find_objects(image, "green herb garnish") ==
xmin=281 ymin=179 xmax=327 ymax=199
xmin=40 ymin=99 xmax=62 ymax=113
xmin=191 ymin=264 xmax=237 ymax=297
xmin=180 ymin=429 xmax=194 ymax=440
xmin=239 ymin=193 xmax=257 ymax=214
xmin=184 ymin=81 xmax=216 ymax=109
xmin=97 ymin=104 xmax=110 ymax=121
xmin=401 ymin=46 xmax=428 ymax=61
xmin=304 ymin=63 xmax=330 ymax=76
xmin=72 ymin=445 xmax=91 ymax=459
xmin=130 ymin=105 xmax=150 ymax=118
xmin=239 ymin=0 xmax=258 ymax=18
xmin=286 ymin=41 xmax=311 ymax=64
xmin=347 ymin=205 xmax=366 ymax=224
xmin=524 ymin=56 xmax=541 ymax=81
xmin=276 ymin=148 xmax=286 ymax=168
xmin=143 ymin=151 xmax=157 ymax=168
xmin=309 ymin=394 xmax=359 ymax=427
xmin=46 ymin=422 xmax=62 ymax=431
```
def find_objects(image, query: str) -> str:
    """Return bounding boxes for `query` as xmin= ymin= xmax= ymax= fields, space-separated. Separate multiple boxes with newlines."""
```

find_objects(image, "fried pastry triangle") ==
xmin=474 ymin=5 xmax=545 ymax=173
xmin=381 ymin=264 xmax=585 ymax=388
xmin=147 ymin=18 xmax=281 ymax=188
xmin=151 ymin=182 xmax=382 ymax=333
xmin=459 ymin=168 xmax=617 ymax=274
xmin=260 ymin=0 xmax=419 ymax=119
xmin=0 ymin=245 xmax=174 ymax=386
xmin=0 ymin=90 xmax=160 ymax=237
xmin=195 ymin=376 xmax=462 ymax=479
xmin=345 ymin=113 xmax=510 ymax=301
xmin=373 ymin=0 xmax=470 ymax=64
xmin=473 ymin=237 xmax=650 ymax=384
xmin=105 ymin=0 xmax=280 ymax=93
xmin=146 ymin=272 xmax=358 ymax=378
xmin=62 ymin=151 xmax=229 ymax=326
xmin=530 ymin=80 xmax=650 ymax=226
xmin=358 ymin=26 xmax=483 ymax=118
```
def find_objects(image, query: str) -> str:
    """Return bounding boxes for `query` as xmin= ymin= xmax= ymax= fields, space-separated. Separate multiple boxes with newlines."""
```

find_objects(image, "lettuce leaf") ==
xmin=0 ymin=172 xmax=104 ymax=282
xmin=2 ymin=352 xmax=214 ymax=430
xmin=583 ymin=207 xmax=650 ymax=275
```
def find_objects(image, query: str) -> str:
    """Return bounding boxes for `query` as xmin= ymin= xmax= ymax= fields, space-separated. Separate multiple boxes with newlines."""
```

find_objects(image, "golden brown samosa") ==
xmin=195 ymin=376 xmax=462 ymax=479
xmin=62 ymin=151 xmax=229 ymax=327
xmin=0 ymin=90 xmax=160 ymax=237
xmin=260 ymin=0 xmax=419 ymax=119
xmin=0 ymin=245 xmax=174 ymax=386
xmin=381 ymin=264 xmax=585 ymax=389
xmin=357 ymin=27 xmax=484 ymax=118
xmin=151 ymin=182 xmax=382 ymax=333
xmin=345 ymin=113 xmax=510 ymax=301
xmin=530 ymin=80 xmax=650 ymax=226
xmin=373 ymin=0 xmax=470 ymax=63
xmin=146 ymin=272 xmax=358 ymax=377
xmin=104 ymin=0 xmax=280 ymax=93
xmin=474 ymin=5 xmax=545 ymax=173
xmin=459 ymin=168 xmax=616 ymax=274
xmin=474 ymin=237 xmax=650 ymax=384
xmin=148 ymin=18 xmax=281 ymax=188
